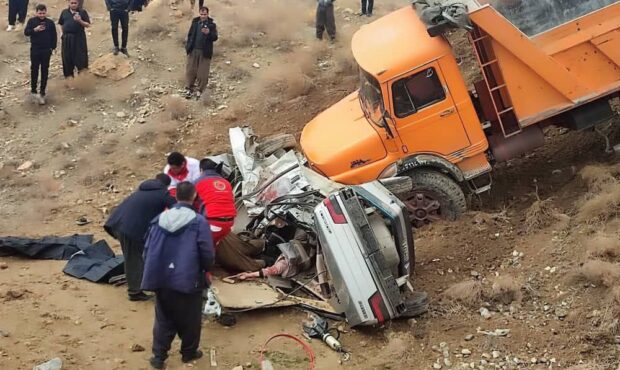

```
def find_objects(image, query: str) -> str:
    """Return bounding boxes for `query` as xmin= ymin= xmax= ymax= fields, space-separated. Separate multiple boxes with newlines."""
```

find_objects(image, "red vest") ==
xmin=194 ymin=173 xmax=236 ymax=218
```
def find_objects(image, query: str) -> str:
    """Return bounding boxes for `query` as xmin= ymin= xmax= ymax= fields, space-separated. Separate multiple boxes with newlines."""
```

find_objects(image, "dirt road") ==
xmin=0 ymin=0 xmax=619 ymax=369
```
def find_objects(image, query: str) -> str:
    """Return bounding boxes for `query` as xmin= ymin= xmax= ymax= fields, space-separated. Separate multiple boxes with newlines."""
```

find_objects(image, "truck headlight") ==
xmin=378 ymin=163 xmax=398 ymax=179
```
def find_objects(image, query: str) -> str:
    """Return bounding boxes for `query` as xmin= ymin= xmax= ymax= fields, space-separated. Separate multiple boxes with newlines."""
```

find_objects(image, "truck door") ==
xmin=388 ymin=62 xmax=470 ymax=157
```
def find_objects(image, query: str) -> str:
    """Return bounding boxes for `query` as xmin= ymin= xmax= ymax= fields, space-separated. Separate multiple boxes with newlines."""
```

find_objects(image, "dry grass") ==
xmin=524 ymin=198 xmax=556 ymax=230
xmin=586 ymin=235 xmax=620 ymax=262
xmin=441 ymin=280 xmax=483 ymax=307
xmin=565 ymin=364 xmax=605 ymax=370
xmin=164 ymin=96 xmax=189 ymax=120
xmin=489 ymin=275 xmax=522 ymax=304
xmin=580 ymin=165 xmax=618 ymax=192
xmin=577 ymin=182 xmax=620 ymax=223
xmin=575 ymin=260 xmax=620 ymax=288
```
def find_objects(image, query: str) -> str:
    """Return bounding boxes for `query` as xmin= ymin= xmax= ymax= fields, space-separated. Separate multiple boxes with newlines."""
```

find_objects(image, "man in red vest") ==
xmin=193 ymin=158 xmax=236 ymax=245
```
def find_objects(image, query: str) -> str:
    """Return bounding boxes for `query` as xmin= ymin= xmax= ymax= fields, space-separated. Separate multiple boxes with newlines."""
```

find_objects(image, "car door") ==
xmin=388 ymin=62 xmax=471 ymax=157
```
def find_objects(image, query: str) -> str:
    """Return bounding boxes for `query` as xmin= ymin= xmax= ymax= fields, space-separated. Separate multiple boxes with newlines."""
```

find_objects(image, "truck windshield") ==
xmin=359 ymin=69 xmax=385 ymax=127
xmin=489 ymin=0 xmax=616 ymax=37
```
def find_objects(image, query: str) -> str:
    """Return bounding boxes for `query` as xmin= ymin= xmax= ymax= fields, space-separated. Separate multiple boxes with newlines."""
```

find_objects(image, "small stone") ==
xmin=479 ymin=308 xmax=492 ymax=319
xmin=461 ymin=349 xmax=472 ymax=355
xmin=17 ymin=161 xmax=33 ymax=171
xmin=116 ymin=111 xmax=126 ymax=118
xmin=464 ymin=334 xmax=474 ymax=341
xmin=131 ymin=344 xmax=145 ymax=352
xmin=443 ymin=358 xmax=452 ymax=367
xmin=492 ymin=351 xmax=501 ymax=359
xmin=231 ymin=366 xmax=243 ymax=370
xmin=252 ymin=62 xmax=260 ymax=69
xmin=359 ymin=341 xmax=367 ymax=347
xmin=470 ymin=271 xmax=480 ymax=277
xmin=439 ymin=342 xmax=448 ymax=348
xmin=530 ymin=358 xmax=537 ymax=364
xmin=614 ymin=336 xmax=620 ymax=344
xmin=0 ymin=329 xmax=9 ymax=337
xmin=512 ymin=250 xmax=519 ymax=257
xmin=555 ymin=307 xmax=568 ymax=319
xmin=0 ymin=262 xmax=7 ymax=270
xmin=137 ymin=117 xmax=146 ymax=124
xmin=433 ymin=363 xmax=442 ymax=369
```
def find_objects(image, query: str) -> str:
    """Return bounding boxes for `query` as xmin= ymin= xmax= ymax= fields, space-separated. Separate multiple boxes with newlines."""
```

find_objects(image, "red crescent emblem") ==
xmin=213 ymin=180 xmax=226 ymax=191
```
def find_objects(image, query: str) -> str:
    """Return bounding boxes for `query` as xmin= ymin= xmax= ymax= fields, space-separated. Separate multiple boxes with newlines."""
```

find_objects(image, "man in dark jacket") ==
xmin=184 ymin=6 xmax=218 ymax=99
xmin=24 ymin=4 xmax=57 ymax=105
xmin=58 ymin=0 xmax=91 ymax=78
xmin=6 ymin=0 xmax=29 ymax=31
xmin=316 ymin=0 xmax=336 ymax=41
xmin=105 ymin=0 xmax=130 ymax=56
xmin=104 ymin=173 xmax=176 ymax=301
xmin=141 ymin=182 xmax=214 ymax=370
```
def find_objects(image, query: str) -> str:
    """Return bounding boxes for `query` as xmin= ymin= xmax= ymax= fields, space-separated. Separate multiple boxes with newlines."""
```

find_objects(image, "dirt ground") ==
xmin=1 ymin=0 xmax=619 ymax=369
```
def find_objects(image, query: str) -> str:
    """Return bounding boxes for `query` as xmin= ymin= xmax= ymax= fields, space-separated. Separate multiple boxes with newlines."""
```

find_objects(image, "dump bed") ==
xmin=461 ymin=0 xmax=620 ymax=136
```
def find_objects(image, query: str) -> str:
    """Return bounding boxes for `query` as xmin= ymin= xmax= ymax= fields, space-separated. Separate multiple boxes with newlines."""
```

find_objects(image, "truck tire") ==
xmin=402 ymin=169 xmax=467 ymax=227
xmin=255 ymin=134 xmax=297 ymax=157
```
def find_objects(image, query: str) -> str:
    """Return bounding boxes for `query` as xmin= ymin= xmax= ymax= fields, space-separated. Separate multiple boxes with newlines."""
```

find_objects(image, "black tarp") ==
xmin=63 ymin=240 xmax=125 ymax=283
xmin=0 ymin=235 xmax=94 ymax=260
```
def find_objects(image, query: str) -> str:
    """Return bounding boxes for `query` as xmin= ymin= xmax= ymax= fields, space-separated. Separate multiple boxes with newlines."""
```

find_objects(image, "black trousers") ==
xmin=117 ymin=233 xmax=144 ymax=296
xmin=8 ymin=0 xmax=29 ymax=25
xmin=316 ymin=4 xmax=336 ymax=40
xmin=361 ymin=0 xmax=374 ymax=14
xmin=61 ymin=33 xmax=89 ymax=77
xmin=152 ymin=289 xmax=203 ymax=361
xmin=30 ymin=49 xmax=52 ymax=95
xmin=189 ymin=0 xmax=204 ymax=10
xmin=110 ymin=10 xmax=129 ymax=49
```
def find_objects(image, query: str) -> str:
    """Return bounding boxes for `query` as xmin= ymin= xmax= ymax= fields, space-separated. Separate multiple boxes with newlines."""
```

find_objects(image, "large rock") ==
xmin=90 ymin=53 xmax=134 ymax=81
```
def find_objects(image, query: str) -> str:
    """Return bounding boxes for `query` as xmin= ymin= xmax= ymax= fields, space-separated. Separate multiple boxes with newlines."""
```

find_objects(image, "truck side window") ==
xmin=392 ymin=67 xmax=446 ymax=118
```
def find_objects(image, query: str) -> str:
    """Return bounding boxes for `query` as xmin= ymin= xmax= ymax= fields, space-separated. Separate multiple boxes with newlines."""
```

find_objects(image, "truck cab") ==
xmin=301 ymin=6 xmax=491 ymax=226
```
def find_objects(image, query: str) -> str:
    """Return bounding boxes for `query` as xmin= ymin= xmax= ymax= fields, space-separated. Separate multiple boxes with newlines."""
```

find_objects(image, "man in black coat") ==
xmin=184 ymin=6 xmax=218 ymax=99
xmin=104 ymin=173 xmax=176 ymax=301
xmin=24 ymin=4 xmax=57 ymax=105
xmin=105 ymin=0 xmax=130 ymax=56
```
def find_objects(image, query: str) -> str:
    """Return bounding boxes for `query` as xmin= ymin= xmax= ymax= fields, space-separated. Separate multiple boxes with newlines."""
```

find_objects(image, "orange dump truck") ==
xmin=300 ymin=0 xmax=620 ymax=226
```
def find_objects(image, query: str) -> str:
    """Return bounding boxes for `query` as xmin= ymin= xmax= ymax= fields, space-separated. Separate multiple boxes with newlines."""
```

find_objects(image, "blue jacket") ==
xmin=104 ymin=179 xmax=176 ymax=242
xmin=141 ymin=203 xmax=214 ymax=294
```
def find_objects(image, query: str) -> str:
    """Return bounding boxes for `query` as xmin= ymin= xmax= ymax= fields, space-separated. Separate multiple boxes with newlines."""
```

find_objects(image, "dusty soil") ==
xmin=1 ymin=0 xmax=619 ymax=369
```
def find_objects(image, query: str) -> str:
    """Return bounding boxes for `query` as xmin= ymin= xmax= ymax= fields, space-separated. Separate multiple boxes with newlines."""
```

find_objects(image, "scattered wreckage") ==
xmin=207 ymin=127 xmax=428 ymax=328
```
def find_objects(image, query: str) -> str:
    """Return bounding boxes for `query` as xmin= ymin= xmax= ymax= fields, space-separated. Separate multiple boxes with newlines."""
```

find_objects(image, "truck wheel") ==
xmin=255 ymin=134 xmax=297 ymax=157
xmin=403 ymin=169 xmax=466 ymax=227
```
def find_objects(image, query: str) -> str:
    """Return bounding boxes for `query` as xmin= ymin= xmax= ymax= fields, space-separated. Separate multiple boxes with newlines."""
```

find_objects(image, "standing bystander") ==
xmin=105 ymin=0 xmax=130 ymax=56
xmin=316 ymin=0 xmax=336 ymax=41
xmin=58 ymin=0 xmax=91 ymax=78
xmin=7 ymin=0 xmax=29 ymax=31
xmin=24 ymin=4 xmax=57 ymax=105
xmin=361 ymin=0 xmax=374 ymax=16
xmin=184 ymin=6 xmax=218 ymax=99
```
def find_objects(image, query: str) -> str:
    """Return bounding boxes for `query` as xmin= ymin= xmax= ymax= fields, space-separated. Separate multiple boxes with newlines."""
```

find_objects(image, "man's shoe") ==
xmin=183 ymin=88 xmax=193 ymax=99
xmin=113 ymin=47 xmax=119 ymax=55
xmin=37 ymin=94 xmax=46 ymax=105
xmin=121 ymin=48 xmax=129 ymax=57
xmin=366 ymin=12 xmax=372 ymax=17
xmin=129 ymin=292 xmax=152 ymax=301
xmin=149 ymin=357 xmax=165 ymax=369
xmin=181 ymin=350 xmax=203 ymax=363
xmin=6 ymin=25 xmax=14 ymax=31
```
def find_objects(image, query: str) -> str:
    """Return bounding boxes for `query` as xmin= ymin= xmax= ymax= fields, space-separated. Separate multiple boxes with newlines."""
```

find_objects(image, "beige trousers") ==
xmin=185 ymin=49 xmax=211 ymax=92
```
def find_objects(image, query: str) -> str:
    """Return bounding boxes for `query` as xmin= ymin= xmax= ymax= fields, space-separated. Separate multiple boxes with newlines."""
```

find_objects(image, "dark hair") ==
xmin=155 ymin=173 xmax=171 ymax=186
xmin=199 ymin=158 xmax=218 ymax=172
xmin=167 ymin=152 xmax=185 ymax=166
xmin=176 ymin=182 xmax=196 ymax=202
xmin=199 ymin=6 xmax=209 ymax=12
xmin=35 ymin=3 xmax=47 ymax=11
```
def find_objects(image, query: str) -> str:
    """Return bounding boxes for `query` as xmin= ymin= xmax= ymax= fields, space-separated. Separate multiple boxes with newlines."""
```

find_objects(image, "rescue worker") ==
xmin=163 ymin=152 xmax=201 ymax=197
xmin=24 ymin=3 xmax=57 ymax=105
xmin=193 ymin=158 xmax=236 ymax=245
xmin=184 ymin=6 xmax=218 ymax=99
xmin=141 ymin=182 xmax=214 ymax=370
xmin=316 ymin=0 xmax=336 ymax=41
xmin=7 ymin=0 xmax=29 ymax=31
xmin=105 ymin=0 xmax=130 ymax=56
xmin=361 ymin=0 xmax=373 ymax=16
xmin=104 ymin=174 xmax=176 ymax=301
xmin=58 ymin=0 xmax=91 ymax=78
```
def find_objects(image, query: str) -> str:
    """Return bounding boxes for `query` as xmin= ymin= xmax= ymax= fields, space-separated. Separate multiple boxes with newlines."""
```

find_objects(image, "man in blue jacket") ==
xmin=141 ymin=181 xmax=214 ymax=370
xmin=105 ymin=0 xmax=130 ymax=55
xmin=104 ymin=173 xmax=176 ymax=301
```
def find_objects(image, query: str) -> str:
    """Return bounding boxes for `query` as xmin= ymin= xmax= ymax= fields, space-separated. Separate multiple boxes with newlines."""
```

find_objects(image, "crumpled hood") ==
xmin=139 ymin=179 xmax=166 ymax=191
xmin=158 ymin=206 xmax=196 ymax=234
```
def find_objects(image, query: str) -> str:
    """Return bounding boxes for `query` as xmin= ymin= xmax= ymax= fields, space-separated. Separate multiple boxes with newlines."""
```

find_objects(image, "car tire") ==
xmin=255 ymin=134 xmax=297 ymax=157
xmin=400 ymin=291 xmax=429 ymax=318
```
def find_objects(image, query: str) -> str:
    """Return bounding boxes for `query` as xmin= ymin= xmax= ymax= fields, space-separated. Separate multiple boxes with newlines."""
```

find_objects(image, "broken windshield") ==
xmin=359 ymin=69 xmax=385 ymax=127
xmin=488 ymin=0 xmax=616 ymax=37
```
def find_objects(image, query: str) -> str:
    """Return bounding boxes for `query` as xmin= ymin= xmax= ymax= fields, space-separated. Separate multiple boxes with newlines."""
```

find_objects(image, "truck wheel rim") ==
xmin=405 ymin=192 xmax=441 ymax=227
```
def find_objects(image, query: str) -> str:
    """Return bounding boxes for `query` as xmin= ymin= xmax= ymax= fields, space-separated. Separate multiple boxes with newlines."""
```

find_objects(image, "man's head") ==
xmin=167 ymin=152 xmax=186 ymax=175
xmin=176 ymin=182 xmax=197 ymax=203
xmin=68 ymin=0 xmax=79 ymax=10
xmin=199 ymin=158 xmax=222 ymax=173
xmin=155 ymin=173 xmax=171 ymax=187
xmin=199 ymin=6 xmax=209 ymax=21
xmin=35 ymin=4 xmax=47 ymax=19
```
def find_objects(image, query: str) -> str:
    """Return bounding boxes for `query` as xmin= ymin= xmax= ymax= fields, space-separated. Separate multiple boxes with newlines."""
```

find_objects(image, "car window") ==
xmin=392 ymin=67 xmax=446 ymax=118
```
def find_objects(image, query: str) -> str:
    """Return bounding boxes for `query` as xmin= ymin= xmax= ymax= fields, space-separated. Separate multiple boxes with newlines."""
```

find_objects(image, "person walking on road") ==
xmin=105 ymin=0 xmax=130 ymax=56
xmin=316 ymin=0 xmax=336 ymax=41
xmin=361 ymin=0 xmax=374 ymax=16
xmin=104 ymin=174 xmax=176 ymax=301
xmin=184 ymin=6 xmax=218 ymax=99
xmin=58 ymin=0 xmax=91 ymax=77
xmin=7 ymin=0 xmax=29 ymax=31
xmin=141 ymin=182 xmax=214 ymax=370
xmin=24 ymin=4 xmax=57 ymax=105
